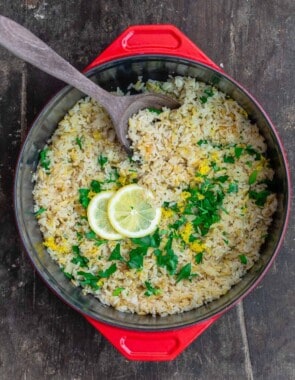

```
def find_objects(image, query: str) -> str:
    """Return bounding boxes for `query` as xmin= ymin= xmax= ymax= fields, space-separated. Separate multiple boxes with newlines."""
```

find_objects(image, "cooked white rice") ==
xmin=33 ymin=76 xmax=277 ymax=316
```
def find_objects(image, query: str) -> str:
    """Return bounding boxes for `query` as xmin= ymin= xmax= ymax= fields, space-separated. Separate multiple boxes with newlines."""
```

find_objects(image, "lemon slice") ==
xmin=87 ymin=191 xmax=122 ymax=240
xmin=107 ymin=184 xmax=161 ymax=238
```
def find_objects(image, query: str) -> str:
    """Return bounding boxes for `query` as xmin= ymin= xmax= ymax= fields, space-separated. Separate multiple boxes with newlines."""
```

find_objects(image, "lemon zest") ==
xmin=43 ymin=236 xmax=69 ymax=254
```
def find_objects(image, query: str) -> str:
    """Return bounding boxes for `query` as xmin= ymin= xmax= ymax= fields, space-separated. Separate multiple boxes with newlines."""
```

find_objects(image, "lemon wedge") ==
xmin=87 ymin=191 xmax=122 ymax=240
xmin=108 ymin=184 xmax=161 ymax=238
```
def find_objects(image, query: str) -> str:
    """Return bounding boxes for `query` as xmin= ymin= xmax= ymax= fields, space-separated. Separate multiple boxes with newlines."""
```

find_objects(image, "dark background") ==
xmin=0 ymin=1 xmax=294 ymax=379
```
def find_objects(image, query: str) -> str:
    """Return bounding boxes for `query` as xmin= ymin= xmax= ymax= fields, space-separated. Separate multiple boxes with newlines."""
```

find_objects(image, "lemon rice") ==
xmin=33 ymin=76 xmax=277 ymax=316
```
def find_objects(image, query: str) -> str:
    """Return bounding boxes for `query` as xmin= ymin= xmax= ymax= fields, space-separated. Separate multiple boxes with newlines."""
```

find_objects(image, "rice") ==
xmin=33 ymin=76 xmax=277 ymax=316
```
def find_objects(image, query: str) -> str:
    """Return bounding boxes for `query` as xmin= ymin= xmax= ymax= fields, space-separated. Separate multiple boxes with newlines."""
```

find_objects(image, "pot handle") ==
xmin=84 ymin=315 xmax=220 ymax=361
xmin=85 ymin=24 xmax=221 ymax=72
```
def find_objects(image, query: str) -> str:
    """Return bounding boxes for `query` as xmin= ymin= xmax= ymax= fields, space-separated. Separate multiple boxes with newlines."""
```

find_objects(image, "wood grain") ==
xmin=0 ymin=1 xmax=294 ymax=379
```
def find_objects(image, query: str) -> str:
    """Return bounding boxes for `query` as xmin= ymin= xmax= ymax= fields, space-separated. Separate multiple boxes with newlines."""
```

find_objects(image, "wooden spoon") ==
xmin=0 ymin=16 xmax=179 ymax=153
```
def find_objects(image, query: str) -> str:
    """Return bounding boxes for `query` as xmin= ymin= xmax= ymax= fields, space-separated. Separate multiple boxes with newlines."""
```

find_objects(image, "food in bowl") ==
xmin=32 ymin=76 xmax=277 ymax=316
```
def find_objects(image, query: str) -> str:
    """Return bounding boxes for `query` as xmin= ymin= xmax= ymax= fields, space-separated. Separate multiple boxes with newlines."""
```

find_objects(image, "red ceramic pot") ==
xmin=14 ymin=25 xmax=291 ymax=361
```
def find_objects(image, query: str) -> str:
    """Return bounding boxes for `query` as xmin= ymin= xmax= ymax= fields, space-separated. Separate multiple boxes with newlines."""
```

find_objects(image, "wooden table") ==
xmin=0 ymin=1 xmax=294 ymax=379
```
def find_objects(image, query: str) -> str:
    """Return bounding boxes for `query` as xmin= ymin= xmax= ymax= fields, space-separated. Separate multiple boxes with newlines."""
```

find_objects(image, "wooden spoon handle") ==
xmin=0 ymin=15 xmax=112 ymax=109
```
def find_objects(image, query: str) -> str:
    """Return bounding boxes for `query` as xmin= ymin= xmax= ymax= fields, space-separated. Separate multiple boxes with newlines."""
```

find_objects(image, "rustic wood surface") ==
xmin=0 ymin=1 xmax=294 ymax=379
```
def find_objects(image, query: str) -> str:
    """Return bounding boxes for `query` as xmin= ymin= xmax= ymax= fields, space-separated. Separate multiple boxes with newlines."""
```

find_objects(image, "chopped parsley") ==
xmin=78 ymin=188 xmax=90 ymax=208
xmin=195 ymin=252 xmax=203 ymax=264
xmin=234 ymin=146 xmax=244 ymax=158
xmin=39 ymin=148 xmax=51 ymax=172
xmin=71 ymin=245 xmax=89 ymax=268
xmin=113 ymin=287 xmax=125 ymax=296
xmin=163 ymin=201 xmax=179 ymax=212
xmin=127 ymin=247 xmax=148 ymax=269
xmin=78 ymin=264 xmax=117 ymax=290
xmin=249 ymin=170 xmax=258 ymax=185
xmin=169 ymin=216 xmax=187 ymax=230
xmin=245 ymin=146 xmax=261 ymax=160
xmin=77 ymin=271 xmax=100 ymax=290
xmin=223 ymin=155 xmax=235 ymax=164
xmin=131 ymin=230 xmax=160 ymax=248
xmin=228 ymin=183 xmax=239 ymax=193
xmin=197 ymin=139 xmax=208 ymax=146
xmin=62 ymin=268 xmax=74 ymax=280
xmin=239 ymin=254 xmax=248 ymax=265
xmin=200 ymin=96 xmax=208 ymax=104
xmin=148 ymin=107 xmax=162 ymax=115
xmin=109 ymin=243 xmax=124 ymax=261
xmin=154 ymin=234 xmax=178 ymax=275
xmin=75 ymin=136 xmax=83 ymax=150
xmin=144 ymin=281 xmax=161 ymax=296
xmin=98 ymin=155 xmax=108 ymax=169
xmin=34 ymin=207 xmax=46 ymax=217
xmin=107 ymin=168 xmax=119 ymax=183
xmin=186 ymin=179 xmax=225 ymax=236
xmin=210 ymin=161 xmax=221 ymax=172
xmin=249 ymin=190 xmax=270 ymax=206
xmin=216 ymin=175 xmax=229 ymax=183
xmin=204 ymin=88 xmax=214 ymax=97
xmin=200 ymin=87 xmax=214 ymax=104
xmin=85 ymin=230 xmax=106 ymax=246
xmin=98 ymin=263 xmax=117 ymax=278
xmin=176 ymin=263 xmax=197 ymax=283
xmin=90 ymin=180 xmax=101 ymax=193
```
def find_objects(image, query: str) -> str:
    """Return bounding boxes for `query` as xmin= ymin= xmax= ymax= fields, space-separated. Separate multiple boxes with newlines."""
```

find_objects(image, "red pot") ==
xmin=14 ymin=25 xmax=291 ymax=361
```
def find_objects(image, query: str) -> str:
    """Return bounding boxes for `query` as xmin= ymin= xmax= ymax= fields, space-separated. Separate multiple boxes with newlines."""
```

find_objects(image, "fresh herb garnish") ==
xmin=228 ymin=183 xmax=239 ymax=193
xmin=62 ymin=268 xmax=74 ymax=280
xmin=148 ymin=107 xmax=162 ymax=115
xmin=78 ymin=188 xmax=90 ymax=208
xmin=234 ymin=147 xmax=244 ymax=158
xmin=77 ymin=271 xmax=100 ymax=290
xmin=249 ymin=170 xmax=258 ymax=185
xmin=163 ymin=201 xmax=179 ymax=212
xmin=197 ymin=139 xmax=208 ymax=146
xmin=107 ymin=168 xmax=120 ymax=183
xmin=200 ymin=88 xmax=214 ymax=104
xmin=98 ymin=155 xmax=108 ymax=169
xmin=200 ymin=96 xmax=208 ymax=104
xmin=131 ymin=230 xmax=160 ymax=248
xmin=223 ymin=155 xmax=235 ymax=164
xmin=195 ymin=252 xmax=203 ymax=264
xmin=113 ymin=287 xmax=125 ymax=296
xmin=210 ymin=161 xmax=221 ymax=172
xmin=144 ymin=281 xmax=161 ymax=296
xmin=249 ymin=190 xmax=270 ymax=206
xmin=71 ymin=245 xmax=89 ymax=268
xmin=39 ymin=148 xmax=51 ymax=172
xmin=127 ymin=247 xmax=148 ymax=269
xmin=90 ymin=180 xmax=101 ymax=193
xmin=176 ymin=263 xmax=197 ymax=283
xmin=204 ymin=88 xmax=214 ymax=97
xmin=154 ymin=234 xmax=178 ymax=275
xmin=239 ymin=254 xmax=248 ymax=265
xmin=34 ymin=207 xmax=46 ymax=217
xmin=109 ymin=243 xmax=124 ymax=261
xmin=245 ymin=146 xmax=261 ymax=160
xmin=98 ymin=263 xmax=117 ymax=278
xmin=216 ymin=175 xmax=229 ymax=183
xmin=186 ymin=179 xmax=225 ymax=236
xmin=75 ymin=136 xmax=83 ymax=150
xmin=85 ymin=230 xmax=106 ymax=246
xmin=169 ymin=216 xmax=187 ymax=230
